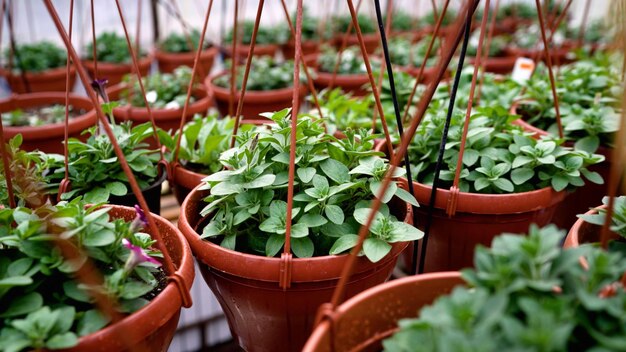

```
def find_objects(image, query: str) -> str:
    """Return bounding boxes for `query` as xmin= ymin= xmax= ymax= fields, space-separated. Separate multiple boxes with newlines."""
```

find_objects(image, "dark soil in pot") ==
xmin=0 ymin=65 xmax=76 ymax=93
xmin=179 ymin=186 xmax=411 ymax=352
xmin=0 ymin=92 xmax=97 ymax=153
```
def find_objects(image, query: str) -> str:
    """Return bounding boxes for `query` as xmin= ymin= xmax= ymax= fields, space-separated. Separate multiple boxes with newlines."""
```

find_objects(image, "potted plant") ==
xmin=222 ymin=20 xmax=286 ymax=60
xmin=159 ymin=113 xmax=257 ymax=204
xmin=0 ymin=41 xmax=74 ymax=93
xmin=504 ymin=23 xmax=575 ymax=64
xmin=512 ymin=57 xmax=621 ymax=228
xmin=385 ymin=36 xmax=441 ymax=83
xmin=281 ymin=7 xmax=322 ymax=59
xmin=416 ymin=8 xmax=457 ymax=37
xmin=178 ymin=110 xmax=422 ymax=351
xmin=379 ymin=102 xmax=603 ymax=272
xmin=206 ymin=56 xmax=307 ymax=120
xmin=388 ymin=11 xmax=419 ymax=38
xmin=311 ymin=46 xmax=373 ymax=96
xmin=499 ymin=1 xmax=535 ymax=30
xmin=45 ymin=121 xmax=165 ymax=214
xmin=304 ymin=225 xmax=626 ymax=351
xmin=83 ymin=32 xmax=152 ymax=86
xmin=467 ymin=32 xmax=517 ymax=74
xmin=0 ymin=199 xmax=194 ymax=352
xmin=154 ymin=29 xmax=218 ymax=78
xmin=0 ymin=92 xmax=96 ymax=153
xmin=566 ymin=195 xmax=625 ymax=248
xmin=107 ymin=66 xmax=212 ymax=135
xmin=330 ymin=14 xmax=379 ymax=54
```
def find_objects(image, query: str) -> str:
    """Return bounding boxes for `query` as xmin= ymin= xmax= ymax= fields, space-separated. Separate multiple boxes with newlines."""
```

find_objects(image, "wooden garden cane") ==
xmin=327 ymin=0 xmax=364 ymax=93
xmin=170 ymin=0 xmax=215 ymax=181
xmin=313 ymin=3 xmax=480 ymax=348
xmin=43 ymin=0 xmax=192 ymax=310
xmin=0 ymin=0 xmax=14 ymax=209
xmin=228 ymin=0 xmax=239 ymax=117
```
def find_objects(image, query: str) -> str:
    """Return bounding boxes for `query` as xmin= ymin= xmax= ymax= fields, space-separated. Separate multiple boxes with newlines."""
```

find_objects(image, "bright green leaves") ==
xmin=320 ymin=158 xmax=351 ymax=184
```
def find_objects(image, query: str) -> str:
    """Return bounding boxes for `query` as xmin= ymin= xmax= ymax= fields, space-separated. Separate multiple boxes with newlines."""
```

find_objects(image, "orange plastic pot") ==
xmin=56 ymin=204 xmax=194 ymax=352
xmin=206 ymin=72 xmax=307 ymax=120
xmin=106 ymin=83 xmax=212 ymax=134
xmin=503 ymin=46 xmax=576 ymax=65
xmin=0 ymin=92 xmax=96 ymax=153
xmin=332 ymin=33 xmax=380 ymax=54
xmin=377 ymin=142 xmax=565 ymax=272
xmin=313 ymin=71 xmax=370 ymax=97
xmin=468 ymin=55 xmax=518 ymax=74
xmin=220 ymin=43 xmax=279 ymax=62
xmin=401 ymin=65 xmax=441 ymax=84
xmin=0 ymin=66 xmax=76 ymax=93
xmin=281 ymin=39 xmax=320 ymax=59
xmin=178 ymin=186 xmax=411 ymax=352
xmin=82 ymin=56 xmax=152 ymax=86
xmin=154 ymin=46 xmax=218 ymax=77
xmin=303 ymin=272 xmax=464 ymax=352
xmin=564 ymin=205 xmax=620 ymax=248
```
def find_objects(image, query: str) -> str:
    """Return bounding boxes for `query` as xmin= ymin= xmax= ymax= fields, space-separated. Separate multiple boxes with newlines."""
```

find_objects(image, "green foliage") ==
xmin=214 ymin=56 xmax=300 ymax=90
xmin=160 ymin=114 xmax=255 ymax=175
xmin=199 ymin=109 xmax=422 ymax=261
xmin=384 ymin=225 xmax=626 ymax=351
xmin=159 ymin=29 xmax=212 ymax=53
xmin=45 ymin=122 xmax=161 ymax=204
xmin=5 ymin=41 xmax=66 ymax=73
xmin=580 ymin=196 xmax=626 ymax=240
xmin=0 ymin=200 xmax=162 ymax=352
xmin=85 ymin=32 xmax=145 ymax=64
xmin=120 ymin=66 xmax=196 ymax=109
xmin=2 ymin=105 xmax=71 ymax=127
xmin=385 ymin=36 xmax=439 ymax=68
xmin=407 ymin=102 xmax=604 ymax=193
xmin=0 ymin=136 xmax=54 ymax=208
xmin=223 ymin=20 xmax=288 ymax=45
xmin=500 ymin=1 xmax=535 ymax=19
xmin=330 ymin=14 xmax=376 ymax=35
xmin=389 ymin=11 xmax=417 ymax=32
xmin=290 ymin=7 xmax=321 ymax=41
xmin=419 ymin=8 xmax=457 ymax=27
xmin=317 ymin=46 xmax=368 ymax=75
xmin=518 ymin=57 xmax=621 ymax=152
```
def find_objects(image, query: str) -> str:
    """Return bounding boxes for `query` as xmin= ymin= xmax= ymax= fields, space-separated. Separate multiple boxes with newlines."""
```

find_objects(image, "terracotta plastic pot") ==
xmin=313 ymin=71 xmax=370 ymax=97
xmin=82 ymin=56 xmax=153 ymax=86
xmin=106 ymin=83 xmax=212 ymax=134
xmin=58 ymin=204 xmax=194 ymax=352
xmin=154 ymin=46 xmax=218 ymax=77
xmin=178 ymin=186 xmax=411 ymax=352
xmin=377 ymin=142 xmax=566 ymax=272
xmin=401 ymin=65 xmax=441 ymax=84
xmin=108 ymin=170 xmax=167 ymax=215
xmin=303 ymin=272 xmax=464 ymax=352
xmin=206 ymin=72 xmax=307 ymax=120
xmin=281 ymin=39 xmax=320 ymax=59
xmin=468 ymin=55 xmax=518 ymax=74
xmin=220 ymin=43 xmax=279 ymax=62
xmin=332 ymin=34 xmax=380 ymax=54
xmin=0 ymin=66 xmax=76 ymax=93
xmin=564 ymin=205 xmax=620 ymax=248
xmin=0 ymin=92 xmax=96 ymax=153
xmin=504 ymin=46 xmax=576 ymax=65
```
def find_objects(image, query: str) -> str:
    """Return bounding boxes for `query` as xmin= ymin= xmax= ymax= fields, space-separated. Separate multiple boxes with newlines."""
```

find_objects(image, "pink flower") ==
xmin=130 ymin=204 xmax=148 ymax=232
xmin=123 ymin=238 xmax=161 ymax=272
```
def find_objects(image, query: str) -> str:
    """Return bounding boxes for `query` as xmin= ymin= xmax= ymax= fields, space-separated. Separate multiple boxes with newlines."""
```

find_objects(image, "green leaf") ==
xmin=291 ymin=237 xmax=314 ymax=258
xmin=329 ymin=235 xmax=360 ymax=255
xmin=325 ymin=205 xmax=345 ymax=224
xmin=105 ymin=181 xmax=127 ymax=196
xmin=394 ymin=187 xmax=419 ymax=207
xmin=290 ymin=223 xmax=309 ymax=238
xmin=120 ymin=281 xmax=154 ymax=299
xmin=260 ymin=216 xmax=284 ymax=234
xmin=574 ymin=135 xmax=600 ymax=154
xmin=0 ymin=292 xmax=43 ymax=318
xmin=265 ymin=234 xmax=285 ymax=257
xmin=46 ymin=332 xmax=78 ymax=349
xmin=312 ymin=174 xmax=329 ymax=192
xmin=320 ymin=158 xmax=351 ymax=184
xmin=493 ymin=178 xmax=514 ymax=192
xmin=463 ymin=149 xmax=480 ymax=166
xmin=297 ymin=167 xmax=316 ymax=183
xmin=551 ymin=175 xmax=569 ymax=192
xmin=389 ymin=222 xmax=424 ymax=242
xmin=370 ymin=181 xmax=397 ymax=203
xmin=211 ymin=182 xmax=243 ymax=196
xmin=0 ymin=276 xmax=32 ymax=287
xmin=242 ymin=174 xmax=276 ymax=189
xmin=363 ymin=238 xmax=391 ymax=263
xmin=298 ymin=214 xmax=328 ymax=227
xmin=581 ymin=169 xmax=603 ymax=185
xmin=475 ymin=177 xmax=490 ymax=191
xmin=77 ymin=309 xmax=109 ymax=337
xmin=221 ymin=234 xmax=236 ymax=250
xmin=84 ymin=187 xmax=110 ymax=203
xmin=511 ymin=168 xmax=534 ymax=185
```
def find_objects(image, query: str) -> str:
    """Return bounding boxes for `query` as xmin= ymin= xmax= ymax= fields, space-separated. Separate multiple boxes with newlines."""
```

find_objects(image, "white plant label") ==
xmin=511 ymin=58 xmax=535 ymax=83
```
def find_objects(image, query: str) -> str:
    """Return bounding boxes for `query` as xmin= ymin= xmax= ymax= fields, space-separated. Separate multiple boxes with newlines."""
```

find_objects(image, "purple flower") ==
xmin=130 ymin=204 xmax=148 ymax=232
xmin=91 ymin=79 xmax=110 ymax=102
xmin=123 ymin=238 xmax=161 ymax=272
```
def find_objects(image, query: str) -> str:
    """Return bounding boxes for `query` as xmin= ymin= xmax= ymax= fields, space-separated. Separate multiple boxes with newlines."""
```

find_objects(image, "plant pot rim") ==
xmin=563 ymin=205 xmax=622 ymax=248
xmin=303 ymin=271 xmax=463 ymax=352
xmin=179 ymin=184 xmax=410 ymax=283
xmin=81 ymin=55 xmax=153 ymax=72
xmin=73 ymin=203 xmax=194 ymax=349
xmin=106 ymin=83 xmax=211 ymax=121
xmin=0 ymin=92 xmax=97 ymax=139
xmin=0 ymin=64 xmax=76 ymax=79
xmin=153 ymin=46 xmax=219 ymax=60
xmin=207 ymin=71 xmax=307 ymax=102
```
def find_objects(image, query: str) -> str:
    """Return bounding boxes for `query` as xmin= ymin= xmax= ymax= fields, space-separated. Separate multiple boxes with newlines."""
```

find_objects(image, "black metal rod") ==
xmin=417 ymin=4 xmax=475 ymax=275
